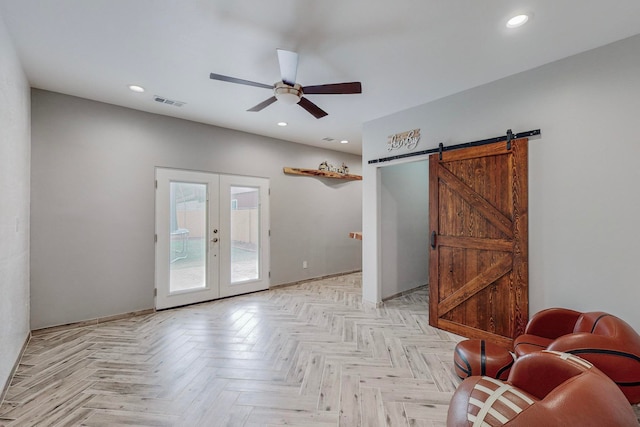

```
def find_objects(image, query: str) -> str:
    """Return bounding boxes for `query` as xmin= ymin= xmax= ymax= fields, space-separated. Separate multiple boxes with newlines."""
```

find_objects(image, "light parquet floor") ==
xmin=3 ymin=273 xmax=638 ymax=426
xmin=1 ymin=273 xmax=464 ymax=426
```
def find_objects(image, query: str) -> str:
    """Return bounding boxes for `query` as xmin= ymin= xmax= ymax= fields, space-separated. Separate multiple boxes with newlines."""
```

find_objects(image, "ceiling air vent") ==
xmin=154 ymin=95 xmax=186 ymax=107
xmin=322 ymin=137 xmax=335 ymax=142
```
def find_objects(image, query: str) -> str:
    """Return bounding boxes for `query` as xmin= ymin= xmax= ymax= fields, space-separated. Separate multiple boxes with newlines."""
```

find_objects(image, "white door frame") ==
xmin=155 ymin=168 xmax=270 ymax=309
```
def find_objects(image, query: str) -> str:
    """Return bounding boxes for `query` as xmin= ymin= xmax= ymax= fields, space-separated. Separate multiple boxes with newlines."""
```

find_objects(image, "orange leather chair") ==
xmin=447 ymin=350 xmax=638 ymax=426
xmin=513 ymin=308 xmax=640 ymax=403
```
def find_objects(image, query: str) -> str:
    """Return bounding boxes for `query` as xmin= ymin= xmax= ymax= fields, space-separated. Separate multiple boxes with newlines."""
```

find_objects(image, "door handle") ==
xmin=430 ymin=231 xmax=437 ymax=249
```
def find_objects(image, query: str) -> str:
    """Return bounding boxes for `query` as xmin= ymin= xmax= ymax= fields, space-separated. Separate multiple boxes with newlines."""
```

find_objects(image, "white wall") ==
xmin=31 ymin=90 xmax=362 ymax=329
xmin=363 ymin=34 xmax=640 ymax=330
xmin=380 ymin=161 xmax=429 ymax=298
xmin=0 ymin=14 xmax=30 ymax=396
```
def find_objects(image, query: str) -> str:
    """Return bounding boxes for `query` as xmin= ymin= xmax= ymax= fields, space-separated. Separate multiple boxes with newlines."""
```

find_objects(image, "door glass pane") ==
xmin=169 ymin=182 xmax=207 ymax=292
xmin=230 ymin=186 xmax=259 ymax=283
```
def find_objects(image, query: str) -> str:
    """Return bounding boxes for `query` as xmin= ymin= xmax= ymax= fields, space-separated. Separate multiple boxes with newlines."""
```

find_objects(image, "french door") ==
xmin=155 ymin=168 xmax=270 ymax=309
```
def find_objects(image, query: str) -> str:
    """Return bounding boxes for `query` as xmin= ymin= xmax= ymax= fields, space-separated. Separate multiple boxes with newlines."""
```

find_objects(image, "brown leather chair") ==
xmin=514 ymin=308 xmax=640 ymax=403
xmin=447 ymin=350 xmax=638 ymax=426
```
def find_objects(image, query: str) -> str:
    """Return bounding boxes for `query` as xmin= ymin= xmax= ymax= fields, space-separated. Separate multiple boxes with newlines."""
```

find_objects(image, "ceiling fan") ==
xmin=209 ymin=49 xmax=362 ymax=119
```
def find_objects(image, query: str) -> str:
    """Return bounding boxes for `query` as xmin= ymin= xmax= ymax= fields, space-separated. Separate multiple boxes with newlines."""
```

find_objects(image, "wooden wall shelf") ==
xmin=283 ymin=167 xmax=362 ymax=181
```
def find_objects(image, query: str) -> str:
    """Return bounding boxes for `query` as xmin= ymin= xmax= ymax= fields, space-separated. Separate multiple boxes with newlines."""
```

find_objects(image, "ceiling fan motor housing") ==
xmin=274 ymin=82 xmax=302 ymax=104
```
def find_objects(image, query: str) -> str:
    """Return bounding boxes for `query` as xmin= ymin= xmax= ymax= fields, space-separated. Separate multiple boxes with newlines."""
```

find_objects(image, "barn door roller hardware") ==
xmin=368 ymin=129 xmax=541 ymax=164
xmin=506 ymin=129 xmax=514 ymax=150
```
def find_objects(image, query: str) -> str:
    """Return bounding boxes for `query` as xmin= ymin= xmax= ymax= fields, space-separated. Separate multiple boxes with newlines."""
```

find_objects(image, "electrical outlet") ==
xmin=303 ymin=261 xmax=308 ymax=269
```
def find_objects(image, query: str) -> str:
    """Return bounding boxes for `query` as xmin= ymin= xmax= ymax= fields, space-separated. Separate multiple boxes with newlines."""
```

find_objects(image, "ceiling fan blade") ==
xmin=302 ymin=82 xmax=362 ymax=95
xmin=247 ymin=96 xmax=278 ymax=112
xmin=209 ymin=73 xmax=273 ymax=90
xmin=298 ymin=97 xmax=328 ymax=119
xmin=277 ymin=49 xmax=298 ymax=86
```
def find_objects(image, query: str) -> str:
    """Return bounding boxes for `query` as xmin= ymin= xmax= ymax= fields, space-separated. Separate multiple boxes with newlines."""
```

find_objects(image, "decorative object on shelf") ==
xmin=283 ymin=167 xmax=362 ymax=181
xmin=348 ymin=232 xmax=362 ymax=240
xmin=318 ymin=161 xmax=350 ymax=174
xmin=387 ymin=128 xmax=421 ymax=151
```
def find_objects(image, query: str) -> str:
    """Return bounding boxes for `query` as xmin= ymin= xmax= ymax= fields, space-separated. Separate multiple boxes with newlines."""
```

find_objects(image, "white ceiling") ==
xmin=2 ymin=1 xmax=640 ymax=155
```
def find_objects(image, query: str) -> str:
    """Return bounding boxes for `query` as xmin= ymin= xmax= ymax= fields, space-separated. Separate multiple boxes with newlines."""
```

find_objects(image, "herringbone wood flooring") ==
xmin=4 ymin=273 xmax=637 ymax=426
xmin=1 ymin=273 xmax=466 ymax=426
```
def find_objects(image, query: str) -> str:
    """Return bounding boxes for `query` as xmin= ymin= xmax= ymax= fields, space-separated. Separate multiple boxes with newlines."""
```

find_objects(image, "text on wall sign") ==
xmin=388 ymin=129 xmax=421 ymax=151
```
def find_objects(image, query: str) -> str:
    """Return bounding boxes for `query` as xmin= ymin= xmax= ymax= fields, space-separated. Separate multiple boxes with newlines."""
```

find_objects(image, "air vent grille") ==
xmin=154 ymin=96 xmax=186 ymax=107
xmin=322 ymin=137 xmax=335 ymax=142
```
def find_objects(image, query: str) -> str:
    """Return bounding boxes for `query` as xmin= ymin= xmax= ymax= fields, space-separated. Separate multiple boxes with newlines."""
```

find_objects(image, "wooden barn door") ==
xmin=428 ymin=139 xmax=528 ymax=348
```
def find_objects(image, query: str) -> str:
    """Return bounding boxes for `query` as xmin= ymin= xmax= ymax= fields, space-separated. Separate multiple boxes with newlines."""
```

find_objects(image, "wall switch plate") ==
xmin=303 ymin=261 xmax=308 ymax=269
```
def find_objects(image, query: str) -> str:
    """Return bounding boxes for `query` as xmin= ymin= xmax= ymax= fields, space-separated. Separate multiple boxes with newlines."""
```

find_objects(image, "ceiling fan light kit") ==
xmin=274 ymin=82 xmax=302 ymax=104
xmin=209 ymin=49 xmax=362 ymax=119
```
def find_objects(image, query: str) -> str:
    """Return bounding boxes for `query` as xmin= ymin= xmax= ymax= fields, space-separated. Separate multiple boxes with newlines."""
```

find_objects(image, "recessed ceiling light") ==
xmin=277 ymin=122 xmax=288 ymax=127
xmin=506 ymin=14 xmax=529 ymax=28
xmin=128 ymin=85 xmax=145 ymax=93
xmin=340 ymin=140 xmax=349 ymax=144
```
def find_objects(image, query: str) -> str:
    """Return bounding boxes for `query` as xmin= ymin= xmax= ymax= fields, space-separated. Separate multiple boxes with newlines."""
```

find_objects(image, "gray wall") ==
xmin=380 ymin=161 xmax=429 ymax=298
xmin=31 ymin=90 xmax=362 ymax=329
xmin=0 ymin=15 xmax=30 ymax=395
xmin=363 ymin=34 xmax=640 ymax=330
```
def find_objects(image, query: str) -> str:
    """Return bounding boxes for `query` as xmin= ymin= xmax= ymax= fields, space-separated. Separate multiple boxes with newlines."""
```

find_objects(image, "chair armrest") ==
xmin=508 ymin=351 xmax=585 ymax=400
xmin=524 ymin=308 xmax=582 ymax=339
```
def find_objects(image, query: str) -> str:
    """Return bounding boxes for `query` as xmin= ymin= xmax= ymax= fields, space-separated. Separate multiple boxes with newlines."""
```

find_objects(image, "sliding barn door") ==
xmin=428 ymin=139 xmax=528 ymax=348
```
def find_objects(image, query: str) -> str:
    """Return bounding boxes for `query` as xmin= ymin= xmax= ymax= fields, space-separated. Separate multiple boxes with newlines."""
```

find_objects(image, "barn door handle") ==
xmin=430 ymin=231 xmax=437 ymax=249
